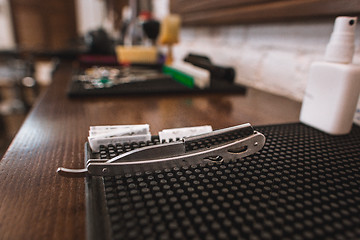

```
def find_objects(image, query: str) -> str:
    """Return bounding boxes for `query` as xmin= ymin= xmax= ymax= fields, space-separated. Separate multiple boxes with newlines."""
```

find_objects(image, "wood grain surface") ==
xmin=0 ymin=62 xmax=301 ymax=240
xmin=171 ymin=0 xmax=360 ymax=25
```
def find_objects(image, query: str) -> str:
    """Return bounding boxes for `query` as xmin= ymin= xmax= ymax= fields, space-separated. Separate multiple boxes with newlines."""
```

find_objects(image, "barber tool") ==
xmin=57 ymin=123 xmax=265 ymax=178
xmin=142 ymin=19 xmax=160 ymax=46
xmin=159 ymin=14 xmax=181 ymax=64
xmin=184 ymin=53 xmax=235 ymax=83
xmin=162 ymin=61 xmax=210 ymax=89
xmin=77 ymin=66 xmax=171 ymax=89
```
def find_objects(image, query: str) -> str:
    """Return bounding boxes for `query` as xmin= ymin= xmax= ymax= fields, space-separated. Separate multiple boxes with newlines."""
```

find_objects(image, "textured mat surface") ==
xmin=88 ymin=123 xmax=360 ymax=240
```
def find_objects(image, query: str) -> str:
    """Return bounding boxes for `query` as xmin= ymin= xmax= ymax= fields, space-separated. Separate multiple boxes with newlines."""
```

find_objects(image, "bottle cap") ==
xmin=324 ymin=16 xmax=357 ymax=64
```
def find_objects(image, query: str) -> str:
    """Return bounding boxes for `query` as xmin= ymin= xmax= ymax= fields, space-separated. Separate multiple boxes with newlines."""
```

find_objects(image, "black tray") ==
xmin=67 ymin=67 xmax=247 ymax=97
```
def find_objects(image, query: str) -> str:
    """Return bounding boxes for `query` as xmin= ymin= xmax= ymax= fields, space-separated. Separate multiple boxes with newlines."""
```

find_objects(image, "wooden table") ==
xmin=0 ymin=62 xmax=301 ymax=240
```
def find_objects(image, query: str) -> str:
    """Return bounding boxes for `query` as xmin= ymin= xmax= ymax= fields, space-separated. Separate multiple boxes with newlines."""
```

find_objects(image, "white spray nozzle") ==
xmin=324 ymin=16 xmax=357 ymax=64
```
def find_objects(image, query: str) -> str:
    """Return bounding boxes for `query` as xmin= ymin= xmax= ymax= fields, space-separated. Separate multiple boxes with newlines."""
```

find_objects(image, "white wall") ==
xmin=0 ymin=0 xmax=15 ymax=50
xmin=75 ymin=0 xmax=107 ymax=36
xmin=153 ymin=0 xmax=360 ymax=102
xmin=74 ymin=0 xmax=360 ymax=102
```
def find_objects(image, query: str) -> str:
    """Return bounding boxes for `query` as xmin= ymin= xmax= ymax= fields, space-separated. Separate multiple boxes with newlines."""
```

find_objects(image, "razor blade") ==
xmin=57 ymin=123 xmax=265 ymax=178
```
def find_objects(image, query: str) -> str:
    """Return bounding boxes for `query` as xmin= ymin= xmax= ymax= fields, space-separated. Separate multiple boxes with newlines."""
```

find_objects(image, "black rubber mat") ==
xmin=87 ymin=123 xmax=360 ymax=240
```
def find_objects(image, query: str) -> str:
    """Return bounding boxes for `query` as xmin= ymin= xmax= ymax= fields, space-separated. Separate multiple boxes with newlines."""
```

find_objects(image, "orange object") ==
xmin=159 ymin=14 xmax=181 ymax=64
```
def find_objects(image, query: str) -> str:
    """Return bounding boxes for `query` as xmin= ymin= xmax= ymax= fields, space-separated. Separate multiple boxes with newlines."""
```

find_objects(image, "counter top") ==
xmin=0 ymin=62 xmax=301 ymax=239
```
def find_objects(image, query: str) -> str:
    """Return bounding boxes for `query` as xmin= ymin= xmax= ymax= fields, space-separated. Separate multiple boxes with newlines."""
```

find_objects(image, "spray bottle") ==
xmin=300 ymin=16 xmax=360 ymax=135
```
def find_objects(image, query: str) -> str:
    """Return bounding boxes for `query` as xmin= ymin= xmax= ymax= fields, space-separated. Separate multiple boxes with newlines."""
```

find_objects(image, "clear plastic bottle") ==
xmin=123 ymin=0 xmax=143 ymax=46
